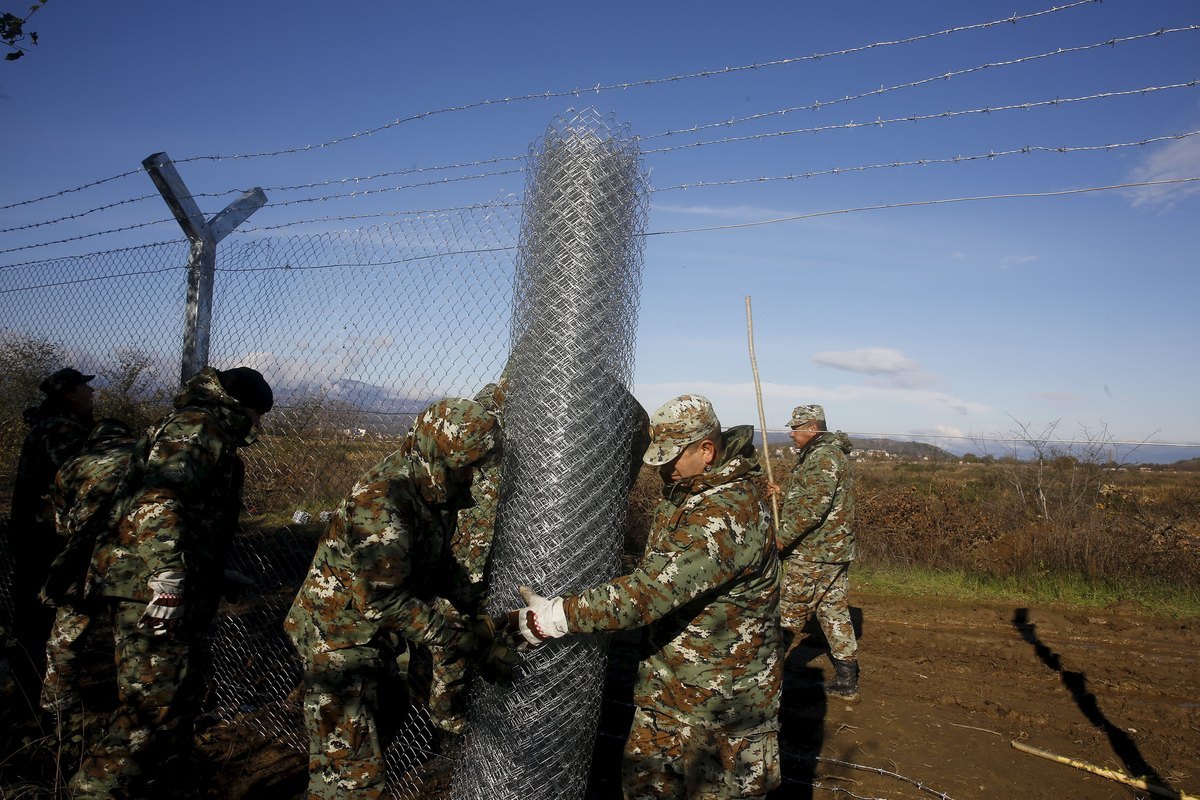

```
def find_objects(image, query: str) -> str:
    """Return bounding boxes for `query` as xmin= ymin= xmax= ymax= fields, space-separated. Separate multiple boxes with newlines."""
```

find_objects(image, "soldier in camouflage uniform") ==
xmin=770 ymin=404 xmax=859 ymax=700
xmin=425 ymin=379 xmax=508 ymax=735
xmin=515 ymin=394 xmax=782 ymax=800
xmin=7 ymin=368 xmax=95 ymax=681
xmin=285 ymin=398 xmax=520 ymax=800
xmin=39 ymin=418 xmax=137 ymax=733
xmin=69 ymin=366 xmax=273 ymax=800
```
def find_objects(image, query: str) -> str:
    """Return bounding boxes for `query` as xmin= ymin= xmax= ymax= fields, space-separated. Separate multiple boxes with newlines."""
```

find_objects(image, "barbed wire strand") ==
xmin=653 ymin=129 xmax=1200 ymax=192
xmin=765 ymin=431 xmax=1198 ymax=449
xmin=6 ymin=76 xmax=1193 ymax=257
xmin=225 ymin=129 xmax=1200 ymax=232
xmin=4 ymin=173 xmax=1195 ymax=274
xmin=638 ymin=24 xmax=1200 ymax=144
xmin=816 ymin=756 xmax=956 ymax=800
xmin=641 ymin=79 xmax=1200 ymax=156
xmin=0 ymin=0 xmax=1099 ymax=209
xmin=645 ymin=175 xmax=1200 ymax=236
xmin=11 ymin=17 xmax=1187 ymax=231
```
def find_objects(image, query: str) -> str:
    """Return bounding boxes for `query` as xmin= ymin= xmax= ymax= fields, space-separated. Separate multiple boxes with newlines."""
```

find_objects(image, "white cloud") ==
xmin=999 ymin=255 xmax=1038 ymax=268
xmin=812 ymin=347 xmax=937 ymax=389
xmin=1126 ymin=132 xmax=1200 ymax=209
xmin=911 ymin=424 xmax=966 ymax=439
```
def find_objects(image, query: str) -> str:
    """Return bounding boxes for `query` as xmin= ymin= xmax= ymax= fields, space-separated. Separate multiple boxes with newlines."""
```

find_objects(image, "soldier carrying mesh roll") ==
xmin=511 ymin=394 xmax=783 ymax=800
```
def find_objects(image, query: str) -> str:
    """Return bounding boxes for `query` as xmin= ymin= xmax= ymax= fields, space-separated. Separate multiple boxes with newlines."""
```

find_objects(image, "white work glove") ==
xmin=140 ymin=570 xmax=186 ymax=634
xmin=515 ymin=585 xmax=570 ymax=647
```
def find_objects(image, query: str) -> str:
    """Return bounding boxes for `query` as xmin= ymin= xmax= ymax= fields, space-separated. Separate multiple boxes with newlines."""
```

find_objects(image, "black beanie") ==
xmin=217 ymin=367 xmax=274 ymax=414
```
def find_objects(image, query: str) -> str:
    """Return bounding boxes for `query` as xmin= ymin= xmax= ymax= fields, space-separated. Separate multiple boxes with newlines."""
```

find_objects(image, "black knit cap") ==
xmin=39 ymin=367 xmax=94 ymax=396
xmin=217 ymin=367 xmax=274 ymax=414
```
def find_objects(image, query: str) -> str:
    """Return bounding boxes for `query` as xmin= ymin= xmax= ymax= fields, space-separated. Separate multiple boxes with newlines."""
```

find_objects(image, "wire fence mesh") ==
xmin=1 ymin=197 xmax=521 ymax=797
xmin=454 ymin=110 xmax=649 ymax=800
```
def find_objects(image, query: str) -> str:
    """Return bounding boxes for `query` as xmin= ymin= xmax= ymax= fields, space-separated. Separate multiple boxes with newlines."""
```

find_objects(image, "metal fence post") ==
xmin=142 ymin=152 xmax=266 ymax=384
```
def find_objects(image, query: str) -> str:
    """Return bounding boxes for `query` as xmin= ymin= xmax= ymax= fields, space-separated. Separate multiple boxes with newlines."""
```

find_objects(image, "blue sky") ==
xmin=2 ymin=1 xmax=1198 ymax=459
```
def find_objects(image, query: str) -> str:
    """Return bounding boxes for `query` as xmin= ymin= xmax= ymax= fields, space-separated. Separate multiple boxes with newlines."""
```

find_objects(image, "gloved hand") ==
xmin=139 ymin=570 xmax=186 ymax=635
xmin=514 ymin=585 xmax=569 ymax=647
xmin=222 ymin=568 xmax=255 ymax=602
xmin=443 ymin=614 xmax=523 ymax=686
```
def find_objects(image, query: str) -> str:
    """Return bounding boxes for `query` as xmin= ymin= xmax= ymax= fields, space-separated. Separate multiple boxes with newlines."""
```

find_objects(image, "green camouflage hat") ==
xmin=643 ymin=394 xmax=721 ymax=466
xmin=408 ymin=398 xmax=497 ymax=470
xmin=787 ymin=404 xmax=825 ymax=428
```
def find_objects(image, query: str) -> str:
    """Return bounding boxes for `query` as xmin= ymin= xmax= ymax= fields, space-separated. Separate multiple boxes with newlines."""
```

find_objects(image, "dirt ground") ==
xmin=3 ymin=592 xmax=1196 ymax=799
xmin=757 ymin=592 xmax=1199 ymax=800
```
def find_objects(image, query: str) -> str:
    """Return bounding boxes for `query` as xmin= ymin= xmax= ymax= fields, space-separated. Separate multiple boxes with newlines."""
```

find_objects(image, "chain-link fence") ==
xmin=1 ymin=197 xmax=521 ymax=796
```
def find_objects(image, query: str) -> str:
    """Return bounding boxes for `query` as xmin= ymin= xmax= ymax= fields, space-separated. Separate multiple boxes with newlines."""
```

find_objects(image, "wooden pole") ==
xmin=1011 ymin=741 xmax=1197 ymax=800
xmin=745 ymin=296 xmax=780 ymax=531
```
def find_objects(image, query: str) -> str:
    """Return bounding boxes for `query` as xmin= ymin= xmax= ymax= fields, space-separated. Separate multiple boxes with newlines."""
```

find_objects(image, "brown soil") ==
xmin=764 ymin=593 xmax=1199 ymax=800
xmin=5 ymin=594 xmax=1196 ymax=799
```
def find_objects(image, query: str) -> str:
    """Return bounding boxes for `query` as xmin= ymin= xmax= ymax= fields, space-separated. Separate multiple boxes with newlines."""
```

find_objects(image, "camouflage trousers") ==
xmin=301 ymin=659 xmax=405 ymax=800
xmin=69 ymin=601 xmax=198 ymax=800
xmin=622 ymin=707 xmax=780 ymax=799
xmin=781 ymin=558 xmax=857 ymax=662
xmin=40 ymin=602 xmax=94 ymax=716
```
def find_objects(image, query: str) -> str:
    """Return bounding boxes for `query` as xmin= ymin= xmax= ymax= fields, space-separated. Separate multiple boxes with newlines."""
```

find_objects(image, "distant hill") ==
xmin=848 ymin=437 xmax=956 ymax=461
xmin=761 ymin=432 xmax=955 ymax=461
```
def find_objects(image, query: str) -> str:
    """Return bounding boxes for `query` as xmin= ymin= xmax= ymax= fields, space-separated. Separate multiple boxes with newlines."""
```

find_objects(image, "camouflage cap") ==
xmin=409 ymin=398 xmax=497 ymax=470
xmin=643 ymin=394 xmax=721 ymax=466
xmin=39 ymin=367 xmax=94 ymax=396
xmin=787 ymin=404 xmax=825 ymax=428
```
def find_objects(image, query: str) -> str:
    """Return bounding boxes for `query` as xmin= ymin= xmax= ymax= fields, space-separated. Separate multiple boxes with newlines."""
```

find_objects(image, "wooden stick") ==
xmin=1011 ymin=741 xmax=1196 ymax=799
xmin=744 ymin=296 xmax=780 ymax=530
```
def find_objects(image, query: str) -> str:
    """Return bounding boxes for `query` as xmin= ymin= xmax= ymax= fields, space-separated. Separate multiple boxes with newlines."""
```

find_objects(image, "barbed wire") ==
xmin=11 ymin=17 xmax=1187 ymax=232
xmin=640 ymin=79 xmax=1200 ymax=156
xmin=236 ymin=201 xmax=523 ymax=233
xmin=8 ymin=98 xmax=1192 ymax=256
xmin=764 ymin=430 xmax=1198 ymax=449
xmin=0 ymin=168 xmax=145 ymax=213
xmin=815 ymin=756 xmax=956 ymax=800
xmin=0 ymin=266 xmax=183 ymax=295
xmin=0 ymin=0 xmax=1099 ymax=209
xmin=653 ymin=129 xmax=1200 ymax=192
xmin=645 ymin=176 xmax=1200 ymax=236
xmin=5 ymin=173 xmax=1197 ymax=274
xmin=638 ymin=24 xmax=1200 ymax=145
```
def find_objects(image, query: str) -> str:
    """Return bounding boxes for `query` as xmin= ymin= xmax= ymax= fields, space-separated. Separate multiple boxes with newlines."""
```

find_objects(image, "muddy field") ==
xmin=4 ymin=591 xmax=1195 ymax=799
xmin=194 ymin=592 xmax=1198 ymax=800
xmin=764 ymin=593 xmax=1198 ymax=800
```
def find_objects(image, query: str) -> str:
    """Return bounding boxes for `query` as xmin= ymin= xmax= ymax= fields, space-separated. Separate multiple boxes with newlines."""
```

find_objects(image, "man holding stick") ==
xmin=769 ymin=404 xmax=859 ymax=700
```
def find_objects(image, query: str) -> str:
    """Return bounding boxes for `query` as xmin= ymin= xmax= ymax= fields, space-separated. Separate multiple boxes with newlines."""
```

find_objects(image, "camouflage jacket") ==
xmin=42 ymin=422 xmax=136 ymax=604
xmin=778 ymin=431 xmax=855 ymax=562
xmin=285 ymin=400 xmax=495 ymax=673
xmin=87 ymin=369 xmax=251 ymax=607
xmin=10 ymin=403 xmax=92 ymax=530
xmin=563 ymin=425 xmax=782 ymax=733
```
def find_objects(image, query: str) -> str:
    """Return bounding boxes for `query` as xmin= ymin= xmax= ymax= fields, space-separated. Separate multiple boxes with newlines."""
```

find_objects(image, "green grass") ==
xmin=853 ymin=563 xmax=1200 ymax=619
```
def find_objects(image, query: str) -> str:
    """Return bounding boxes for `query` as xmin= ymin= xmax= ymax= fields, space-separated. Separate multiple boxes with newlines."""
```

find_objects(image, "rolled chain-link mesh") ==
xmin=0 ymin=200 xmax=520 ymax=797
xmin=454 ymin=111 xmax=648 ymax=800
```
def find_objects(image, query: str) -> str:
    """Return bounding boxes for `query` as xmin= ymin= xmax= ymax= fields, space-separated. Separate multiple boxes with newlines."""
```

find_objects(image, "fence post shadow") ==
xmin=1010 ymin=607 xmax=1165 ymax=787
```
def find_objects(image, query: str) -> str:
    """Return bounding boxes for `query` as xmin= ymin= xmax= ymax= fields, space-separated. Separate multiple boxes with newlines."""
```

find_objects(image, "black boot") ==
xmin=825 ymin=657 xmax=859 ymax=700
